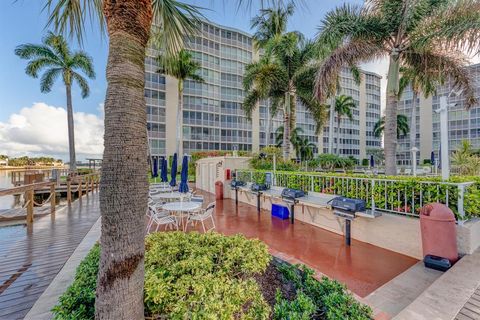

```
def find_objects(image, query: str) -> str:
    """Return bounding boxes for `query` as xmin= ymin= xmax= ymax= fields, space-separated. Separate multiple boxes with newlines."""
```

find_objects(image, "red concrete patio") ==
xmin=154 ymin=189 xmax=418 ymax=298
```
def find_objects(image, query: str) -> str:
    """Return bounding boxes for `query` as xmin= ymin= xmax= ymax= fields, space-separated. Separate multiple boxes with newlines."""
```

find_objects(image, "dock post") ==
xmin=67 ymin=178 xmax=72 ymax=204
xmin=50 ymin=184 xmax=56 ymax=216
xmin=78 ymin=178 xmax=83 ymax=201
xmin=26 ymin=189 xmax=34 ymax=224
xmin=85 ymin=176 xmax=89 ymax=197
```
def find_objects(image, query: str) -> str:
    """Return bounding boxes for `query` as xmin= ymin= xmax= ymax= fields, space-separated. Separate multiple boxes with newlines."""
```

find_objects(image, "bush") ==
xmin=144 ymin=232 xmax=271 ymax=319
xmin=274 ymin=290 xmax=316 ymax=320
xmin=361 ymin=158 xmax=369 ymax=166
xmin=52 ymin=244 xmax=99 ymax=319
xmin=423 ymin=159 xmax=431 ymax=165
xmin=54 ymin=233 xmax=271 ymax=319
xmin=278 ymin=264 xmax=372 ymax=320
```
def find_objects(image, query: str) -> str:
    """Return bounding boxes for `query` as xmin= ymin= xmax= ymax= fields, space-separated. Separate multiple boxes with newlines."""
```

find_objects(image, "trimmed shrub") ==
xmin=274 ymin=290 xmax=316 ymax=320
xmin=52 ymin=244 xmax=99 ymax=319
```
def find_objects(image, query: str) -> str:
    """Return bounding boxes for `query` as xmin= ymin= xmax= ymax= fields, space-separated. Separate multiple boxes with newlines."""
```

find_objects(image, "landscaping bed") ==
xmin=52 ymin=232 xmax=372 ymax=319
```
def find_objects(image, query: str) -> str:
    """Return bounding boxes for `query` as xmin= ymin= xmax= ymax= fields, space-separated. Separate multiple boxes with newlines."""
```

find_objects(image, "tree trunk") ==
xmin=266 ymin=99 xmax=271 ymax=146
xmin=96 ymin=1 xmax=152 ymax=319
xmin=283 ymin=92 xmax=291 ymax=159
xmin=336 ymin=116 xmax=341 ymax=156
xmin=328 ymin=97 xmax=335 ymax=154
xmin=410 ymin=91 xmax=417 ymax=168
xmin=384 ymin=52 xmax=400 ymax=175
xmin=176 ymin=81 xmax=183 ymax=155
xmin=66 ymin=83 xmax=76 ymax=172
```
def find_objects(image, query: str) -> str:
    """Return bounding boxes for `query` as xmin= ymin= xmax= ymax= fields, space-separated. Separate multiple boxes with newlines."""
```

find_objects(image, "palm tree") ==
xmin=251 ymin=2 xmax=295 ymax=49
xmin=15 ymin=32 xmax=95 ymax=172
xmin=332 ymin=95 xmax=355 ymax=155
xmin=244 ymin=32 xmax=326 ymax=159
xmin=157 ymin=49 xmax=204 ymax=155
xmin=275 ymin=126 xmax=303 ymax=149
xmin=248 ymin=2 xmax=299 ymax=146
xmin=43 ymin=0 xmax=203 ymax=317
xmin=373 ymin=114 xmax=410 ymax=139
xmin=314 ymin=1 xmax=478 ymax=175
xmin=295 ymin=136 xmax=316 ymax=161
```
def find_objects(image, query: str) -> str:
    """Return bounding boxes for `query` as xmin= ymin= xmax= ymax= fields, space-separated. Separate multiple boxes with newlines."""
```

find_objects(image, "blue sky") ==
xmin=0 ymin=0 xmax=364 ymax=122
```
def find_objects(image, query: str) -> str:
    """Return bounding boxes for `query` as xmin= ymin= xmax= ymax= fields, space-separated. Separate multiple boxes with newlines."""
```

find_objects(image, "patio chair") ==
xmin=191 ymin=195 xmax=204 ymax=204
xmin=146 ymin=205 xmax=175 ymax=233
xmin=187 ymin=202 xmax=216 ymax=233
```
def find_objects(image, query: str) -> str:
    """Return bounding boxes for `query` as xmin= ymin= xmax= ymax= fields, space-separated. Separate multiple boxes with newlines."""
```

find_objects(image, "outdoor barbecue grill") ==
xmin=329 ymin=196 xmax=366 ymax=246
xmin=230 ymin=180 xmax=246 ymax=206
xmin=281 ymin=188 xmax=306 ymax=223
xmin=250 ymin=183 xmax=269 ymax=213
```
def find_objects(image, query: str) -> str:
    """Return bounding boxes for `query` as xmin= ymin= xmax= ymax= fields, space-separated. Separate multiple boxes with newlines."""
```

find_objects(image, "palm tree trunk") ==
xmin=176 ymin=81 xmax=183 ymax=155
xmin=328 ymin=97 xmax=335 ymax=154
xmin=96 ymin=1 xmax=152 ymax=318
xmin=410 ymin=91 xmax=417 ymax=169
xmin=266 ymin=99 xmax=271 ymax=146
xmin=283 ymin=92 xmax=291 ymax=159
xmin=65 ymin=83 xmax=76 ymax=172
xmin=336 ymin=116 xmax=341 ymax=156
xmin=385 ymin=52 xmax=400 ymax=175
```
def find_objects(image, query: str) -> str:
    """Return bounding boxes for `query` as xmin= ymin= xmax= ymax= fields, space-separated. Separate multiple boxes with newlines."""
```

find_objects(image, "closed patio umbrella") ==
xmin=370 ymin=154 xmax=375 ymax=168
xmin=179 ymin=155 xmax=189 ymax=193
xmin=152 ymin=157 xmax=158 ymax=178
xmin=170 ymin=153 xmax=177 ymax=187
xmin=430 ymin=151 xmax=435 ymax=166
xmin=160 ymin=158 xmax=168 ymax=182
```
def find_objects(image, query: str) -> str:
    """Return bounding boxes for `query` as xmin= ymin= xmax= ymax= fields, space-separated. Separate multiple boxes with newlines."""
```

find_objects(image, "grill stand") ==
xmin=345 ymin=219 xmax=351 ymax=246
xmin=333 ymin=209 xmax=355 ymax=246
xmin=256 ymin=192 xmax=261 ymax=213
xmin=235 ymin=187 xmax=238 ymax=206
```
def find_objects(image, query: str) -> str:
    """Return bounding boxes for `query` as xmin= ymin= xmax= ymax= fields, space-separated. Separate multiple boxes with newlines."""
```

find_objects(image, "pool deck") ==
xmin=0 ymin=193 xmax=100 ymax=319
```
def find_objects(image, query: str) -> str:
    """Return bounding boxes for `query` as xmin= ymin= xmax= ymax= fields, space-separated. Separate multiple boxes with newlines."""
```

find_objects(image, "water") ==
xmin=0 ymin=170 xmax=15 ymax=210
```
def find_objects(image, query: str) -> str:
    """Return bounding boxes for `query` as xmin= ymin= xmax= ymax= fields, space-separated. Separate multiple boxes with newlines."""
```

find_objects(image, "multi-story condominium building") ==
xmin=396 ymin=63 xmax=480 ymax=166
xmin=145 ymin=20 xmax=382 ymax=159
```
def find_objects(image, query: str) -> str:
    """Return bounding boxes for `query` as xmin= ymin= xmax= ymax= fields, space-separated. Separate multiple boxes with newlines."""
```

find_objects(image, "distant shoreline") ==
xmin=0 ymin=166 xmax=67 ymax=171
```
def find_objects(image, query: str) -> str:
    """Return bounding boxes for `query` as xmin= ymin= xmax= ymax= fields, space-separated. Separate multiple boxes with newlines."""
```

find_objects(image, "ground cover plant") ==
xmin=53 ymin=232 xmax=372 ymax=319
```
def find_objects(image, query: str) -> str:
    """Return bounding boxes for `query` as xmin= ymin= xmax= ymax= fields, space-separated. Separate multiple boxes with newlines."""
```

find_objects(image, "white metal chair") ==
xmin=187 ymin=202 xmax=216 ymax=233
xmin=146 ymin=205 xmax=176 ymax=233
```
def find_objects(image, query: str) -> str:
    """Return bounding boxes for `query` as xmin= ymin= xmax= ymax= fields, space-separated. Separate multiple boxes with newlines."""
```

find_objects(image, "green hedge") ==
xmin=53 ymin=233 xmax=374 ymax=319
xmin=236 ymin=170 xmax=480 ymax=220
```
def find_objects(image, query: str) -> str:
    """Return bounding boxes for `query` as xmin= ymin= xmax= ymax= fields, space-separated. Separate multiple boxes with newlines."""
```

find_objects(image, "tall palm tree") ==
xmin=314 ymin=0 xmax=478 ymax=175
xmin=43 ymin=0 xmax=203 ymax=317
xmin=157 ymin=49 xmax=204 ymax=155
xmin=275 ymin=126 xmax=303 ymax=149
xmin=244 ymin=32 xmax=326 ymax=159
xmin=332 ymin=95 xmax=355 ymax=155
xmin=373 ymin=114 xmax=410 ymax=139
xmin=15 ymin=32 xmax=95 ymax=172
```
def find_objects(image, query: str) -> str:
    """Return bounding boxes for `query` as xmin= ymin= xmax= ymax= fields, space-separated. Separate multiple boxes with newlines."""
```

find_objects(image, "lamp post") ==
xmin=411 ymin=147 xmax=419 ymax=176
xmin=436 ymin=89 xmax=463 ymax=181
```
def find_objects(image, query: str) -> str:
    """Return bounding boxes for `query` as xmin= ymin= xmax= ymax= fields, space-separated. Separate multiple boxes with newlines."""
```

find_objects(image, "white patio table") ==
xmin=150 ymin=185 xmax=173 ymax=193
xmin=152 ymin=191 xmax=188 ymax=203
xmin=162 ymin=201 xmax=202 ymax=231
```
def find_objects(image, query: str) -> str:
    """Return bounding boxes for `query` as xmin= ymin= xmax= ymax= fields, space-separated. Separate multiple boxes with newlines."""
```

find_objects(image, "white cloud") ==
xmin=0 ymin=102 xmax=104 ymax=160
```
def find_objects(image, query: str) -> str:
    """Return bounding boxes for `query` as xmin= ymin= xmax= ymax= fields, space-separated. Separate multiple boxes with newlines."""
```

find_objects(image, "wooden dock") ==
xmin=0 ymin=193 xmax=100 ymax=319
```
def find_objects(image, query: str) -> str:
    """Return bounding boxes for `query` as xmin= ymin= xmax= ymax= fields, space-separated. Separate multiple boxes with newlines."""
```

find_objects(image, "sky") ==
xmin=0 ymin=0 xmax=382 ymax=160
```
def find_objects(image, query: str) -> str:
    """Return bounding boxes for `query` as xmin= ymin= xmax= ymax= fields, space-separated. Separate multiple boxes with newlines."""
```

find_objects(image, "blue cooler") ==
xmin=272 ymin=204 xmax=289 ymax=220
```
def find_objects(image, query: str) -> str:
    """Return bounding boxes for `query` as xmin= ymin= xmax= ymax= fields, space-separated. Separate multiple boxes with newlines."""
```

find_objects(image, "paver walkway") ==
xmin=0 ymin=193 xmax=100 ymax=319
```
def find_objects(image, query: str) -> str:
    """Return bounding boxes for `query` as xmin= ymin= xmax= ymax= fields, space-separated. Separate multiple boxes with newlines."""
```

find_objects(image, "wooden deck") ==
xmin=456 ymin=286 xmax=480 ymax=320
xmin=0 ymin=193 xmax=100 ymax=319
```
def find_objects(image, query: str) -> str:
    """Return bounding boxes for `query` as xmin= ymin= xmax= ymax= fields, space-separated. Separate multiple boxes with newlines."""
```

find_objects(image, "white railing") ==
xmin=235 ymin=170 xmax=475 ymax=222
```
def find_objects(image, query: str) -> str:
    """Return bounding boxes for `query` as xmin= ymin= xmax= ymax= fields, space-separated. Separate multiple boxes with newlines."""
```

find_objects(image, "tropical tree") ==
xmin=275 ymin=126 xmax=303 ymax=148
xmin=15 ymin=32 xmax=95 ymax=172
xmin=314 ymin=0 xmax=478 ymax=175
xmin=373 ymin=114 xmax=410 ymax=139
xmin=42 ymin=0 xmax=203 ymax=317
xmin=332 ymin=95 xmax=355 ymax=155
xmin=451 ymin=140 xmax=480 ymax=175
xmin=157 ymin=49 xmax=204 ymax=155
xmin=295 ymin=137 xmax=316 ymax=161
xmin=244 ymin=32 xmax=326 ymax=159
xmin=250 ymin=2 xmax=295 ymax=49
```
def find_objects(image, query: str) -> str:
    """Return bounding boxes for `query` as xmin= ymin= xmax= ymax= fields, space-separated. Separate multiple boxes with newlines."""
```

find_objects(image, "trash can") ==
xmin=420 ymin=203 xmax=458 ymax=263
xmin=215 ymin=181 xmax=223 ymax=200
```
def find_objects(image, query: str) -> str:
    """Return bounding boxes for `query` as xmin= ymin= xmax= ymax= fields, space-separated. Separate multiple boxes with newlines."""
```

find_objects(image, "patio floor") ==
xmin=173 ymin=189 xmax=418 ymax=298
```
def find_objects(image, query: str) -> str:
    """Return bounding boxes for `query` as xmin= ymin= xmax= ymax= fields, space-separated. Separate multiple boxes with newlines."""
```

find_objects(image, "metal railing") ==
xmin=235 ymin=169 xmax=475 ymax=222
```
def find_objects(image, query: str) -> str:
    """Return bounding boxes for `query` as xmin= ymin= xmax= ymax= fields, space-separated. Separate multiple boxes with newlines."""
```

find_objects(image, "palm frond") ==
xmin=71 ymin=71 xmax=90 ymax=98
xmin=70 ymin=51 xmax=95 ymax=78
xmin=43 ymin=0 xmax=105 ymax=44
xmin=14 ymin=44 xmax=59 ymax=61
xmin=150 ymin=0 xmax=205 ymax=55
xmin=243 ymin=89 xmax=262 ymax=119
xmin=25 ymin=58 xmax=60 ymax=78
xmin=314 ymin=40 xmax=384 ymax=103
xmin=40 ymin=67 xmax=63 ymax=93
